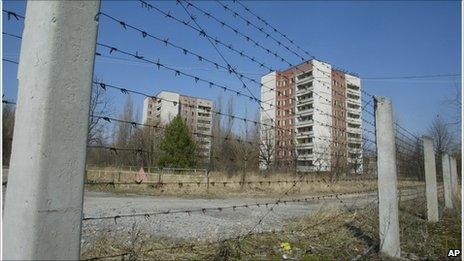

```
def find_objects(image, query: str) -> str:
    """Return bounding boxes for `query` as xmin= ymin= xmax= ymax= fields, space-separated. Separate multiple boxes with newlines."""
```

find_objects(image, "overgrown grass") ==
xmin=85 ymin=168 xmax=422 ymax=198
xmin=81 ymin=196 xmax=461 ymax=260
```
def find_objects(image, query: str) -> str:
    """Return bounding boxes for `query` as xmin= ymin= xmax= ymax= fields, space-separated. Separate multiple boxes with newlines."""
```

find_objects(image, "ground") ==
xmin=80 ymin=187 xmax=460 ymax=260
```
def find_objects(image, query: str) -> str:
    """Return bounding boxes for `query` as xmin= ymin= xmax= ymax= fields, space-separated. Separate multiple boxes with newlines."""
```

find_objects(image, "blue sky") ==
xmin=2 ymin=0 xmax=462 ymax=138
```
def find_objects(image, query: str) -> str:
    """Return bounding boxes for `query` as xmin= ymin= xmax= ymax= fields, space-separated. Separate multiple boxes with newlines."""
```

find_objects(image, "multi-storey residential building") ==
xmin=259 ymin=60 xmax=363 ymax=174
xmin=142 ymin=91 xmax=213 ymax=164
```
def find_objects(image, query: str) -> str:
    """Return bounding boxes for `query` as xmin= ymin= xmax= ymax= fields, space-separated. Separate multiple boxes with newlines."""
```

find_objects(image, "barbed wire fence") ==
xmin=2 ymin=2 xmax=459 ymax=260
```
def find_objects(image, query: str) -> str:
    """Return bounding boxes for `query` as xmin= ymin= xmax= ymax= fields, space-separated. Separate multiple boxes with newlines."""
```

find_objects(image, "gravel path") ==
xmin=81 ymin=188 xmax=423 ymax=250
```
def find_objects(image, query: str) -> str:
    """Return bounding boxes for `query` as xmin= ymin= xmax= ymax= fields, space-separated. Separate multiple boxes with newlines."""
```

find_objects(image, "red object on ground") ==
xmin=135 ymin=167 xmax=148 ymax=183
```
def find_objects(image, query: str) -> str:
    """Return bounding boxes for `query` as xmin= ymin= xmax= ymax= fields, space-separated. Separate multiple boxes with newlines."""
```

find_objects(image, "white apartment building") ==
xmin=143 ymin=91 xmax=213 ymax=164
xmin=259 ymin=60 xmax=363 ymax=174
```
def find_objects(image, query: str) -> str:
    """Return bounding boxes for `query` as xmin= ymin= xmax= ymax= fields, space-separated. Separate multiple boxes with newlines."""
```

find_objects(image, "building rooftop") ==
xmin=155 ymin=90 xmax=212 ymax=103
xmin=269 ymin=59 xmax=359 ymax=78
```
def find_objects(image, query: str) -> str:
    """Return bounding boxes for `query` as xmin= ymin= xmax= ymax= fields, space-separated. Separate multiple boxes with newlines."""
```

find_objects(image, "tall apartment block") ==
xmin=259 ymin=60 xmax=363 ymax=173
xmin=142 ymin=91 xmax=213 ymax=165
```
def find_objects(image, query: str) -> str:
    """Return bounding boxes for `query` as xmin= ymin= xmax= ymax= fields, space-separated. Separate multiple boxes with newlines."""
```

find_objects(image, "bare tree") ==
xmin=428 ymin=116 xmax=454 ymax=156
xmin=428 ymin=115 xmax=454 ymax=179
xmin=2 ymin=103 xmax=15 ymax=166
xmin=210 ymin=95 xmax=223 ymax=171
xmin=116 ymin=94 xmax=135 ymax=147
xmin=444 ymin=85 xmax=461 ymax=126
xmin=258 ymin=126 xmax=275 ymax=171
xmin=220 ymin=96 xmax=238 ymax=173
xmin=130 ymin=123 xmax=162 ymax=167
xmin=88 ymin=78 xmax=112 ymax=144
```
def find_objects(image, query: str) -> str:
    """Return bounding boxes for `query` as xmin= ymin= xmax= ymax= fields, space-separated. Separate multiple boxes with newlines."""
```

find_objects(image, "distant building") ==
xmin=143 ymin=91 xmax=213 ymax=165
xmin=260 ymin=60 xmax=363 ymax=173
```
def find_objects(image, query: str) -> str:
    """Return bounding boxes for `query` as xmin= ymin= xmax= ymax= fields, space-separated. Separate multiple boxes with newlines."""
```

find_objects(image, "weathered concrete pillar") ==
xmin=3 ymin=1 xmax=100 ymax=260
xmin=423 ymin=136 xmax=439 ymax=222
xmin=374 ymin=96 xmax=401 ymax=258
xmin=442 ymin=154 xmax=453 ymax=209
xmin=449 ymin=156 xmax=459 ymax=201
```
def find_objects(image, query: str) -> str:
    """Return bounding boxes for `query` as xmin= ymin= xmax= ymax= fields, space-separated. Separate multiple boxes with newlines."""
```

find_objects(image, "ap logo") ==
xmin=448 ymin=249 xmax=461 ymax=257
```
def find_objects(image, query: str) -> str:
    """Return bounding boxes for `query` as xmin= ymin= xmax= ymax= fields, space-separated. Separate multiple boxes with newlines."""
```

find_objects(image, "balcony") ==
xmin=347 ymin=84 xmax=360 ymax=91
xmin=296 ymin=143 xmax=314 ymax=150
xmin=297 ymin=108 xmax=313 ymax=118
xmin=347 ymin=126 xmax=362 ymax=135
xmin=296 ymin=82 xmax=313 ymax=94
xmin=297 ymin=99 xmax=313 ymax=107
xmin=347 ymin=116 xmax=362 ymax=125
xmin=347 ymin=96 xmax=361 ymax=105
xmin=347 ymin=87 xmax=361 ymax=96
xmin=346 ymin=106 xmax=361 ymax=114
xmin=297 ymin=154 xmax=313 ymax=161
xmin=197 ymin=113 xmax=211 ymax=118
xmin=347 ymin=157 xmax=362 ymax=164
xmin=296 ymin=135 xmax=312 ymax=142
xmin=296 ymin=119 xmax=313 ymax=128
xmin=347 ymin=134 xmax=362 ymax=143
xmin=296 ymin=135 xmax=313 ymax=144
xmin=197 ymin=119 xmax=211 ymax=125
xmin=296 ymin=71 xmax=313 ymax=83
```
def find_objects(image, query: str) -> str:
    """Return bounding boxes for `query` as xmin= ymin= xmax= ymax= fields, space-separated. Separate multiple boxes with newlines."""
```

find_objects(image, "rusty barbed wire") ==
xmin=82 ymin=189 xmax=378 ymax=221
xmin=2 ymin=9 xmax=24 ymax=20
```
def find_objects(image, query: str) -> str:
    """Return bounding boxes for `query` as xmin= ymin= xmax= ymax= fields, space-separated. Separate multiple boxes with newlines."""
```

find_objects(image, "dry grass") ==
xmin=85 ymin=168 xmax=422 ymax=198
xmin=81 ymin=195 xmax=460 ymax=260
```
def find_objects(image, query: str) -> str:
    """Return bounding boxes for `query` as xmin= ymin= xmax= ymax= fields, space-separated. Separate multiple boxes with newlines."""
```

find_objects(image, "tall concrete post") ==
xmin=442 ymin=154 xmax=453 ymax=209
xmin=423 ymin=136 xmax=439 ymax=222
xmin=3 ymin=1 xmax=100 ymax=260
xmin=449 ymin=156 xmax=459 ymax=201
xmin=374 ymin=96 xmax=401 ymax=258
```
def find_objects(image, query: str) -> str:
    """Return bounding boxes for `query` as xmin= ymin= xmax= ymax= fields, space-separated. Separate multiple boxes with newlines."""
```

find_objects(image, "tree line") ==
xmin=2 ymin=82 xmax=461 ymax=178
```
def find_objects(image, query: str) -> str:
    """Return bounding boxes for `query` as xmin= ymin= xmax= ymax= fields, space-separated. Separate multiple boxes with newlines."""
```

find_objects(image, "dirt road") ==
xmin=81 ymin=188 xmax=423 ymax=250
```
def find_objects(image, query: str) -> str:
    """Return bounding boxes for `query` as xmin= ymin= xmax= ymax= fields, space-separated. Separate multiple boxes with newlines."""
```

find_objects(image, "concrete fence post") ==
xmin=442 ymin=154 xmax=453 ymax=209
xmin=3 ymin=1 xmax=100 ymax=260
xmin=374 ymin=96 xmax=401 ymax=258
xmin=423 ymin=136 xmax=439 ymax=222
xmin=449 ymin=156 xmax=459 ymax=202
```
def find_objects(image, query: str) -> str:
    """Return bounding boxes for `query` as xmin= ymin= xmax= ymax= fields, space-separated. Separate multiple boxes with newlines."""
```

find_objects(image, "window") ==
xmin=297 ymin=92 xmax=313 ymax=102
xmin=297 ymin=71 xmax=313 ymax=81
xmin=298 ymin=103 xmax=313 ymax=111
xmin=347 ymin=84 xmax=360 ymax=91
xmin=348 ymin=113 xmax=360 ymax=119
xmin=299 ymin=114 xmax=313 ymax=121
xmin=297 ymin=160 xmax=313 ymax=166
xmin=348 ymin=133 xmax=361 ymax=138
xmin=298 ymin=126 xmax=312 ymax=133
xmin=348 ymin=143 xmax=361 ymax=149
xmin=297 ymin=149 xmax=313 ymax=155
xmin=297 ymin=82 xmax=312 ymax=91
xmin=348 ymin=103 xmax=360 ymax=109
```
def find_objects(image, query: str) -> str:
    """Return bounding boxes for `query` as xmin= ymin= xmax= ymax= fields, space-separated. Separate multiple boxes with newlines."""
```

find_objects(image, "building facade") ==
xmin=143 ymin=91 xmax=213 ymax=165
xmin=259 ymin=60 xmax=363 ymax=173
